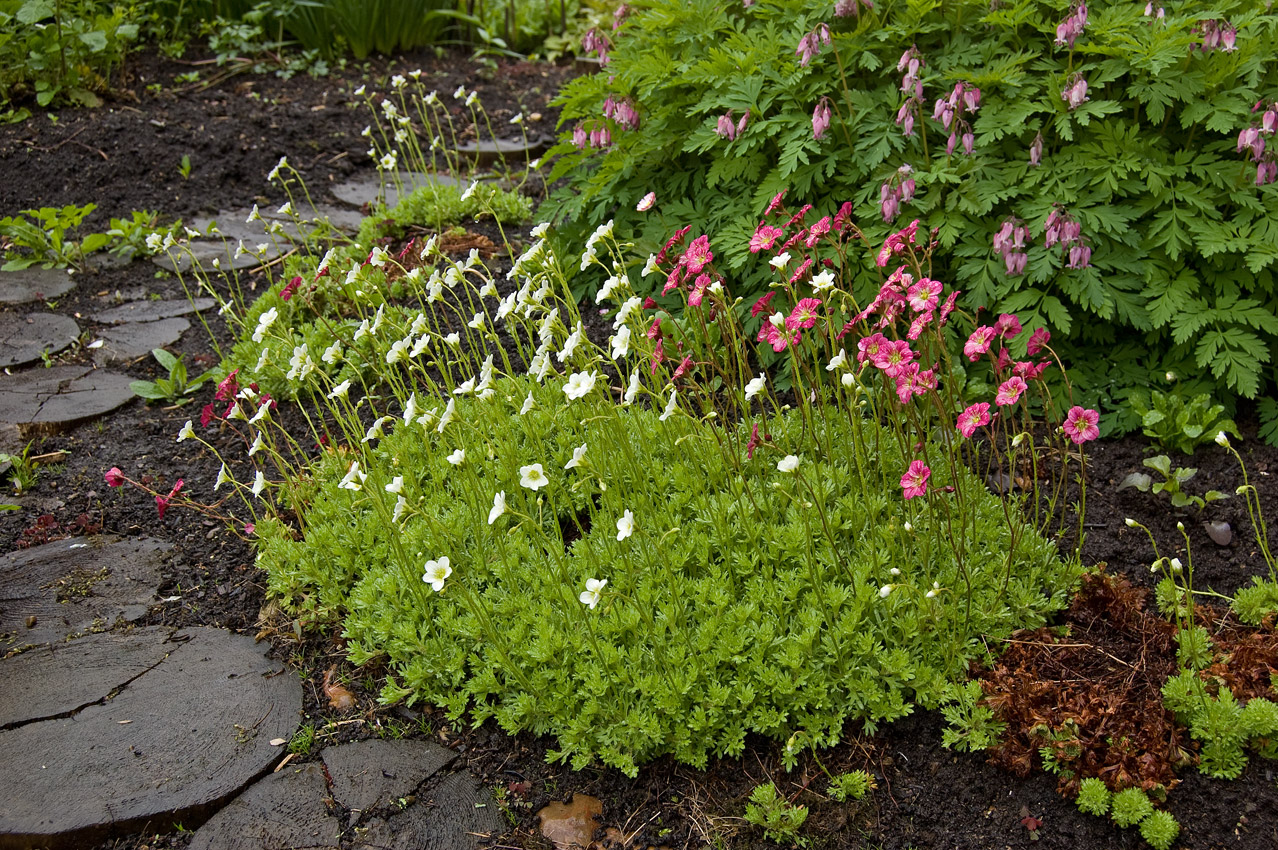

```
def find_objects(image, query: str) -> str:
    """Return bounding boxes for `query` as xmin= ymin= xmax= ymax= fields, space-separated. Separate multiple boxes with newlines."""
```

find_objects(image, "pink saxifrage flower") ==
xmin=1062 ymin=406 xmax=1100 ymax=444
xmin=636 ymin=191 xmax=656 ymax=212
xmin=1027 ymin=327 xmax=1051 ymax=356
xmin=964 ymin=326 xmax=996 ymax=361
xmin=105 ymin=467 xmax=126 ymax=487
xmin=683 ymin=235 xmax=713 ymax=275
xmin=956 ymin=402 xmax=991 ymax=437
xmin=995 ymin=376 xmax=1028 ymax=406
xmin=900 ymin=460 xmax=931 ymax=499
xmin=790 ymin=298 xmax=822 ymax=329
xmin=749 ymin=224 xmax=784 ymax=253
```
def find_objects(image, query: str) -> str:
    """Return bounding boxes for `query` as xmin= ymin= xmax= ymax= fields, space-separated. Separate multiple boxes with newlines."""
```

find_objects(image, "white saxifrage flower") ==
xmin=447 ymin=448 xmax=466 ymax=466
xmin=520 ymin=463 xmax=549 ymax=490
xmin=745 ymin=373 xmax=766 ymax=401
xmin=565 ymin=444 xmax=588 ymax=470
xmin=385 ymin=476 xmax=404 ymax=494
xmin=422 ymin=557 xmax=452 ymax=592
xmin=339 ymin=461 xmax=367 ymax=491
xmin=563 ymin=370 xmax=598 ymax=401
xmin=176 ymin=420 xmax=195 ymax=442
xmin=616 ymin=510 xmax=634 ymax=541
xmin=488 ymin=491 xmax=507 ymax=525
xmin=777 ymin=455 xmax=800 ymax=472
xmin=251 ymin=470 xmax=267 ymax=497
xmin=579 ymin=578 xmax=608 ymax=609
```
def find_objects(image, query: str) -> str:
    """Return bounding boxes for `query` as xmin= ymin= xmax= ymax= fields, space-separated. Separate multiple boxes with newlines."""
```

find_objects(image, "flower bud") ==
xmin=1215 ymin=431 xmax=1230 ymax=447
xmin=1125 ymin=517 xmax=1137 ymax=527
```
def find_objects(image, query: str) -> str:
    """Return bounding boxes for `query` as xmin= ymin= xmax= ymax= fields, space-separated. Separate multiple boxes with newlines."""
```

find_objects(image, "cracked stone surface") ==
xmin=0 ymin=366 xmax=135 ymax=436
xmin=91 ymin=317 xmax=191 ymax=366
xmin=330 ymin=171 xmax=467 ymax=210
xmin=0 ymin=267 xmax=77 ymax=305
xmin=187 ymin=764 xmax=340 ymax=850
xmin=0 ymin=313 xmax=81 ymax=368
xmin=1 ymin=536 xmax=170 ymax=652
xmin=0 ymin=626 xmax=302 ymax=850
xmin=90 ymin=298 xmax=216 ymax=325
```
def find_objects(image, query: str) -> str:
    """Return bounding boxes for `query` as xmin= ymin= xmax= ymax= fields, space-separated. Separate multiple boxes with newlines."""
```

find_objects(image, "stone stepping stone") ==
xmin=0 ymin=312 xmax=80 ymax=368
xmin=261 ymin=203 xmax=365 ymax=234
xmin=0 ymin=366 xmax=135 ymax=437
xmin=454 ymin=133 xmax=551 ymax=168
xmin=1 ymin=536 xmax=170 ymax=652
xmin=323 ymin=738 xmax=454 ymax=819
xmin=188 ymin=764 xmax=340 ymax=850
xmin=91 ymin=317 xmax=190 ymax=366
xmin=331 ymin=171 xmax=467 ymax=211
xmin=91 ymin=297 xmax=216 ymax=325
xmin=0 ymin=267 xmax=76 ymax=305
xmin=355 ymin=771 xmax=504 ymax=850
xmin=0 ymin=626 xmax=302 ymax=849
xmin=151 ymin=239 xmax=284 ymax=274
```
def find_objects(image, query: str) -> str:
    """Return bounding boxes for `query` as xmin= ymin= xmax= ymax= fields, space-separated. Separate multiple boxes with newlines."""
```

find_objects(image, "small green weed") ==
xmin=1117 ymin=455 xmax=1230 ymax=511
xmin=129 ymin=348 xmax=213 ymax=404
xmin=744 ymin=782 xmax=807 ymax=845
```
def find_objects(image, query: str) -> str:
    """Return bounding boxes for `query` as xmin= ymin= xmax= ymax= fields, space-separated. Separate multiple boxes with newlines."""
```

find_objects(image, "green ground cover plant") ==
xmin=135 ymin=163 xmax=1096 ymax=775
xmin=544 ymin=0 xmax=1278 ymax=440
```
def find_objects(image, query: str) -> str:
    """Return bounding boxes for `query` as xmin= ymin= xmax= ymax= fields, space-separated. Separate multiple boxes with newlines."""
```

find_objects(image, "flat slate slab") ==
xmin=0 ymin=313 xmax=80 ymax=368
xmin=152 ymin=239 xmax=283 ymax=274
xmin=355 ymin=771 xmax=504 ymax=850
xmin=330 ymin=171 xmax=467 ymax=210
xmin=0 ymin=626 xmax=301 ymax=849
xmin=0 ymin=267 xmax=76 ymax=305
xmin=0 ymin=536 xmax=170 ymax=652
xmin=92 ymin=317 xmax=190 ymax=366
xmin=188 ymin=764 xmax=340 ymax=850
xmin=454 ymin=133 xmax=551 ymax=167
xmin=91 ymin=297 xmax=216 ymax=325
xmin=323 ymin=739 xmax=454 ymax=817
xmin=0 ymin=366 xmax=135 ymax=436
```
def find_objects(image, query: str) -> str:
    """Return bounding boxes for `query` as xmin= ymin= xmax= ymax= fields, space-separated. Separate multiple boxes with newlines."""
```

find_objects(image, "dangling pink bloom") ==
xmin=812 ymin=99 xmax=832 ymax=140
xmin=880 ymin=182 xmax=900 ymax=222
xmin=215 ymin=368 xmax=240 ymax=402
xmin=1067 ymin=243 xmax=1092 ymax=269
xmin=994 ymin=313 xmax=1023 ymax=339
xmin=1062 ymin=75 xmax=1089 ymax=110
xmin=280 ymin=276 xmax=301 ymax=301
xmin=650 ymin=338 xmax=664 ymax=374
xmin=1062 ymin=406 xmax=1100 ymax=444
xmin=1027 ymin=327 xmax=1051 ymax=356
xmin=995 ymin=376 xmax=1028 ymax=406
xmin=1004 ymin=252 xmax=1027 ymax=276
xmin=964 ymin=326 xmax=996 ymax=361
xmin=646 ymin=315 xmax=663 ymax=339
xmin=747 ymin=422 xmax=761 ymax=460
xmin=900 ymin=460 xmax=931 ymax=499
xmin=716 ymin=111 xmax=738 ymax=140
xmin=956 ymin=402 xmax=991 ymax=437
xmin=105 ymin=467 xmax=126 ymax=487
xmin=1029 ymin=132 xmax=1044 ymax=167
xmin=572 ymin=124 xmax=588 ymax=149
xmin=672 ymin=355 xmax=693 ymax=379
xmin=962 ymin=131 xmax=974 ymax=156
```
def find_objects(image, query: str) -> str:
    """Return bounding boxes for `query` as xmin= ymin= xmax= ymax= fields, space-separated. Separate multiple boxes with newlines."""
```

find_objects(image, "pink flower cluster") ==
xmin=935 ymin=82 xmax=980 ymax=156
xmin=879 ymin=164 xmax=915 ymax=222
xmin=603 ymin=95 xmax=640 ymax=131
xmin=992 ymin=218 xmax=1029 ymax=276
xmin=572 ymin=122 xmax=612 ymax=150
xmin=1191 ymin=19 xmax=1237 ymax=53
xmin=581 ymin=28 xmax=612 ymax=65
xmin=812 ymin=98 xmax=832 ymax=140
xmin=716 ymin=109 xmax=750 ymax=141
xmin=1061 ymin=74 xmax=1089 ymax=110
xmin=834 ymin=0 xmax=872 ymax=17
xmin=1143 ymin=3 xmax=1164 ymax=20
xmin=1054 ymin=3 xmax=1088 ymax=50
xmin=756 ymin=299 xmax=823 ymax=352
xmin=1238 ymin=101 xmax=1277 ymax=185
xmin=795 ymin=23 xmax=831 ymax=68
xmin=897 ymin=47 xmax=924 ymax=99
xmin=1044 ymin=207 xmax=1090 ymax=269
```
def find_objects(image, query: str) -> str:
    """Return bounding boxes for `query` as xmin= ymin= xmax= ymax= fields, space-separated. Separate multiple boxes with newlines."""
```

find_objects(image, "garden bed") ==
xmin=2 ymin=49 xmax=1277 ymax=850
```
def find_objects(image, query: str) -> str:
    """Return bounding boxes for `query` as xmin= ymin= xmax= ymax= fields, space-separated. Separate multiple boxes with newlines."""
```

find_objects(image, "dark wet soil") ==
xmin=2 ymin=48 xmax=1277 ymax=850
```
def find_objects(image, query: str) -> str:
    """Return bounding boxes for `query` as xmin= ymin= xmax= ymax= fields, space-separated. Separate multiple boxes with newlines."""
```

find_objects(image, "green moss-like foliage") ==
xmin=356 ymin=181 xmax=532 ymax=243
xmin=1075 ymin=777 xmax=1111 ymax=817
xmin=256 ymin=374 xmax=1077 ymax=775
xmin=1139 ymin=809 xmax=1181 ymax=850
xmin=1110 ymin=788 xmax=1154 ymax=828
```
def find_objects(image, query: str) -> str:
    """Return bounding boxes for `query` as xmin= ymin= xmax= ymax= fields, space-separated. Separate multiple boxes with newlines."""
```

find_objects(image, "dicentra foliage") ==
xmin=545 ymin=0 xmax=1278 ymax=438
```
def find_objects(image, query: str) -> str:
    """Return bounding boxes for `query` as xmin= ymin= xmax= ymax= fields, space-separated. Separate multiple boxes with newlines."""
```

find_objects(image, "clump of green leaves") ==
xmin=0 ymin=0 xmax=138 ymax=109
xmin=826 ymin=770 xmax=873 ymax=803
xmin=1162 ymin=671 xmax=1278 ymax=780
xmin=1074 ymin=777 xmax=1111 ymax=817
xmin=1110 ymin=787 xmax=1154 ymax=828
xmin=1117 ymin=455 xmax=1230 ymax=510
xmin=940 ymin=680 xmax=1006 ymax=753
xmin=0 ymin=442 xmax=40 ymax=495
xmin=0 ymin=204 xmax=109 ymax=270
xmin=546 ymin=0 xmax=1278 ymax=441
xmin=743 ymin=782 xmax=808 ymax=845
xmin=355 ymin=181 xmax=532 ymax=243
xmin=1131 ymin=389 xmax=1239 ymax=455
xmin=1139 ymin=809 xmax=1181 ymax=850
xmin=1232 ymin=577 xmax=1278 ymax=625
xmin=105 ymin=210 xmax=182 ymax=259
xmin=129 ymin=348 xmax=212 ymax=404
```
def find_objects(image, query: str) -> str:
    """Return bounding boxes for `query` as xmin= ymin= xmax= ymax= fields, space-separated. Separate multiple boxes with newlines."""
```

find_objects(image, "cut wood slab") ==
xmin=0 ymin=268 xmax=76 ymax=305
xmin=0 ymin=313 xmax=80 ymax=368
xmin=354 ymin=771 xmax=504 ymax=850
xmin=0 ymin=536 xmax=170 ymax=653
xmin=90 ymin=298 xmax=216 ymax=325
xmin=187 ymin=764 xmax=340 ymax=850
xmin=323 ymin=738 xmax=454 ymax=815
xmin=0 ymin=626 xmax=302 ymax=850
xmin=0 ymin=366 xmax=135 ymax=436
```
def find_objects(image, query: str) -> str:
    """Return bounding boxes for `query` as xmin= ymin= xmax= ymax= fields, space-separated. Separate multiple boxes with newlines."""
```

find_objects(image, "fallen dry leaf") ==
xmin=322 ymin=665 xmax=356 ymax=711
